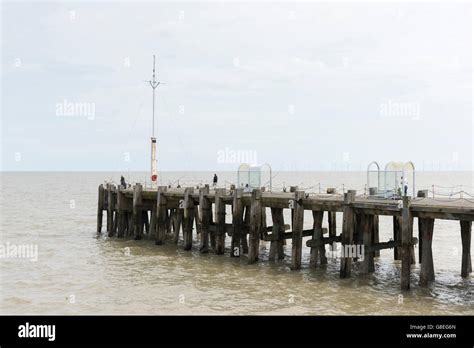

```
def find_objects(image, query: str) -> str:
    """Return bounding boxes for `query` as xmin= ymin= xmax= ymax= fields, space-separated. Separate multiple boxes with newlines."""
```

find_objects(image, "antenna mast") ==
xmin=149 ymin=55 xmax=160 ymax=137
xmin=147 ymin=55 xmax=161 ymax=189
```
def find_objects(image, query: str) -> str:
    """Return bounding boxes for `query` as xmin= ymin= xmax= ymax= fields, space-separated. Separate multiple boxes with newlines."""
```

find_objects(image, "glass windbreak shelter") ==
xmin=237 ymin=163 xmax=272 ymax=192
xmin=367 ymin=161 xmax=415 ymax=198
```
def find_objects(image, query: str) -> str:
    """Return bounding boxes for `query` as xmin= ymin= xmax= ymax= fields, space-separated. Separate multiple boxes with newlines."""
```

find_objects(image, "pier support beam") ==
xmin=460 ymin=220 xmax=472 ymax=278
xmin=133 ymin=183 xmax=143 ymax=240
xmin=183 ymin=187 xmax=195 ymax=250
xmin=106 ymin=184 xmax=116 ymax=237
xmin=372 ymin=215 xmax=380 ymax=257
xmin=199 ymin=185 xmax=211 ymax=253
xmin=310 ymin=211 xmax=327 ymax=267
xmin=328 ymin=211 xmax=336 ymax=250
xmin=116 ymin=187 xmax=127 ymax=238
xmin=97 ymin=184 xmax=104 ymax=234
xmin=291 ymin=190 xmax=305 ymax=270
xmin=214 ymin=188 xmax=226 ymax=255
xmin=360 ymin=214 xmax=375 ymax=273
xmin=340 ymin=190 xmax=356 ymax=278
xmin=269 ymin=208 xmax=285 ymax=261
xmin=401 ymin=197 xmax=413 ymax=290
xmin=231 ymin=188 xmax=244 ymax=257
xmin=419 ymin=217 xmax=435 ymax=286
xmin=393 ymin=216 xmax=402 ymax=260
xmin=156 ymin=186 xmax=168 ymax=245
xmin=248 ymin=189 xmax=262 ymax=264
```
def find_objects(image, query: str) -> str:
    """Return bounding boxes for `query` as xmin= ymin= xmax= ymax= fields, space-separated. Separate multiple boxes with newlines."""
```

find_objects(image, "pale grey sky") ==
xmin=1 ymin=1 xmax=472 ymax=171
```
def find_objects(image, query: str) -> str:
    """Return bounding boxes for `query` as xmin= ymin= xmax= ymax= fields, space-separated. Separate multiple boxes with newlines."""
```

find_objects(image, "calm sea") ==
xmin=0 ymin=171 xmax=473 ymax=315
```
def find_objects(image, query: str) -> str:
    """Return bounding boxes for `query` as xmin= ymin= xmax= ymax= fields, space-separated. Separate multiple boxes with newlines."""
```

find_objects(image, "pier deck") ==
xmin=97 ymin=184 xmax=473 ymax=290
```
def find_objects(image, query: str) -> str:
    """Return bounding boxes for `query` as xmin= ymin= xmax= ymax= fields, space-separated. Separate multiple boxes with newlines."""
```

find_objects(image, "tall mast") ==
xmin=148 ymin=55 xmax=160 ymax=189
xmin=149 ymin=55 xmax=160 ymax=137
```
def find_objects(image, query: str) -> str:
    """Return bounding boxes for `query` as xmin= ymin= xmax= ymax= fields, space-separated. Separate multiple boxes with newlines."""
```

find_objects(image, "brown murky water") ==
xmin=0 ymin=172 xmax=472 ymax=315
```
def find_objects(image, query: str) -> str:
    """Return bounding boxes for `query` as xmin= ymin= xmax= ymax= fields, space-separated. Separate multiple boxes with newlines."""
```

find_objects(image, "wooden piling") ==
xmin=132 ymin=183 xmax=143 ymax=240
xmin=269 ymin=208 xmax=285 ymax=261
xmin=116 ymin=187 xmax=127 ymax=238
xmin=417 ymin=190 xmax=429 ymax=263
xmin=199 ymin=185 xmax=211 ymax=253
xmin=156 ymin=186 xmax=168 ymax=245
xmin=401 ymin=197 xmax=413 ymax=290
xmin=340 ymin=190 xmax=356 ymax=278
xmin=393 ymin=216 xmax=402 ymax=260
xmin=183 ymin=187 xmax=195 ymax=250
xmin=242 ymin=206 xmax=250 ymax=254
xmin=214 ymin=188 xmax=226 ymax=255
xmin=248 ymin=189 xmax=262 ymax=264
xmin=419 ymin=217 xmax=435 ymax=286
xmin=460 ymin=220 xmax=472 ymax=278
xmin=174 ymin=207 xmax=183 ymax=244
xmin=372 ymin=215 xmax=380 ymax=257
xmin=360 ymin=214 xmax=375 ymax=273
xmin=310 ymin=210 xmax=327 ymax=267
xmin=231 ymin=188 xmax=244 ymax=257
xmin=107 ymin=184 xmax=116 ymax=237
xmin=97 ymin=184 xmax=104 ymax=234
xmin=291 ymin=190 xmax=305 ymax=270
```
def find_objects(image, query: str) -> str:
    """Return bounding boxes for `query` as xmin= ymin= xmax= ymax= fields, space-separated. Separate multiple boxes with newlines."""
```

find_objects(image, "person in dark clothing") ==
xmin=120 ymin=176 xmax=127 ymax=189
xmin=213 ymin=173 xmax=218 ymax=187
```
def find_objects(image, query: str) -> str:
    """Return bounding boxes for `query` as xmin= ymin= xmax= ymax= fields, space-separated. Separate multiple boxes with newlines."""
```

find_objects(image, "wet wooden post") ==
xmin=199 ymin=185 xmax=211 ymax=253
xmin=419 ymin=217 xmax=435 ymax=286
xmin=156 ymin=186 xmax=168 ymax=245
xmin=242 ymin=205 xmax=250 ymax=254
xmin=460 ymin=220 xmax=472 ymax=278
xmin=393 ymin=216 xmax=402 ymax=260
xmin=368 ymin=188 xmax=379 ymax=257
xmin=340 ymin=190 xmax=356 ymax=278
xmin=97 ymin=184 xmax=104 ymax=234
xmin=327 ymin=189 xmax=337 ymax=251
xmin=107 ymin=184 xmax=116 ymax=237
xmin=214 ymin=188 xmax=226 ymax=255
xmin=248 ymin=189 xmax=262 ymax=264
xmin=291 ymin=190 xmax=305 ymax=270
xmin=360 ymin=214 xmax=375 ymax=273
xmin=183 ymin=187 xmax=195 ymax=250
xmin=173 ymin=207 xmax=183 ymax=244
xmin=133 ymin=183 xmax=143 ymax=240
xmin=372 ymin=215 xmax=380 ymax=257
xmin=310 ymin=210 xmax=327 ymax=267
xmin=231 ymin=188 xmax=244 ymax=257
xmin=116 ymin=187 xmax=126 ymax=238
xmin=401 ymin=196 xmax=413 ymax=290
xmin=269 ymin=208 xmax=285 ymax=261
xmin=417 ymin=190 xmax=428 ymax=263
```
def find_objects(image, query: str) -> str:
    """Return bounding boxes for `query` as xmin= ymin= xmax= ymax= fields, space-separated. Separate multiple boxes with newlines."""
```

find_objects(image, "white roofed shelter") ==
xmin=367 ymin=161 xmax=415 ymax=198
xmin=237 ymin=163 xmax=272 ymax=192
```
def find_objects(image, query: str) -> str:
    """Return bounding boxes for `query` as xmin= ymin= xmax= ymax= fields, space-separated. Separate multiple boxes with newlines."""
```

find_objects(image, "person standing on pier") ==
xmin=213 ymin=173 xmax=218 ymax=187
xmin=400 ymin=176 xmax=408 ymax=196
xmin=120 ymin=176 xmax=127 ymax=189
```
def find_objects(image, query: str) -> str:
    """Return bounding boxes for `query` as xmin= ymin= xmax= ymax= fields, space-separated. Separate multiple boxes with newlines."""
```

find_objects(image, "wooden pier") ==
xmin=97 ymin=183 xmax=473 ymax=290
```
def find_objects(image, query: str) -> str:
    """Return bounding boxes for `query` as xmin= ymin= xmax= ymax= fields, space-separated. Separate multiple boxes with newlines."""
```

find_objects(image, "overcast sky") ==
xmin=1 ymin=1 xmax=472 ymax=171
